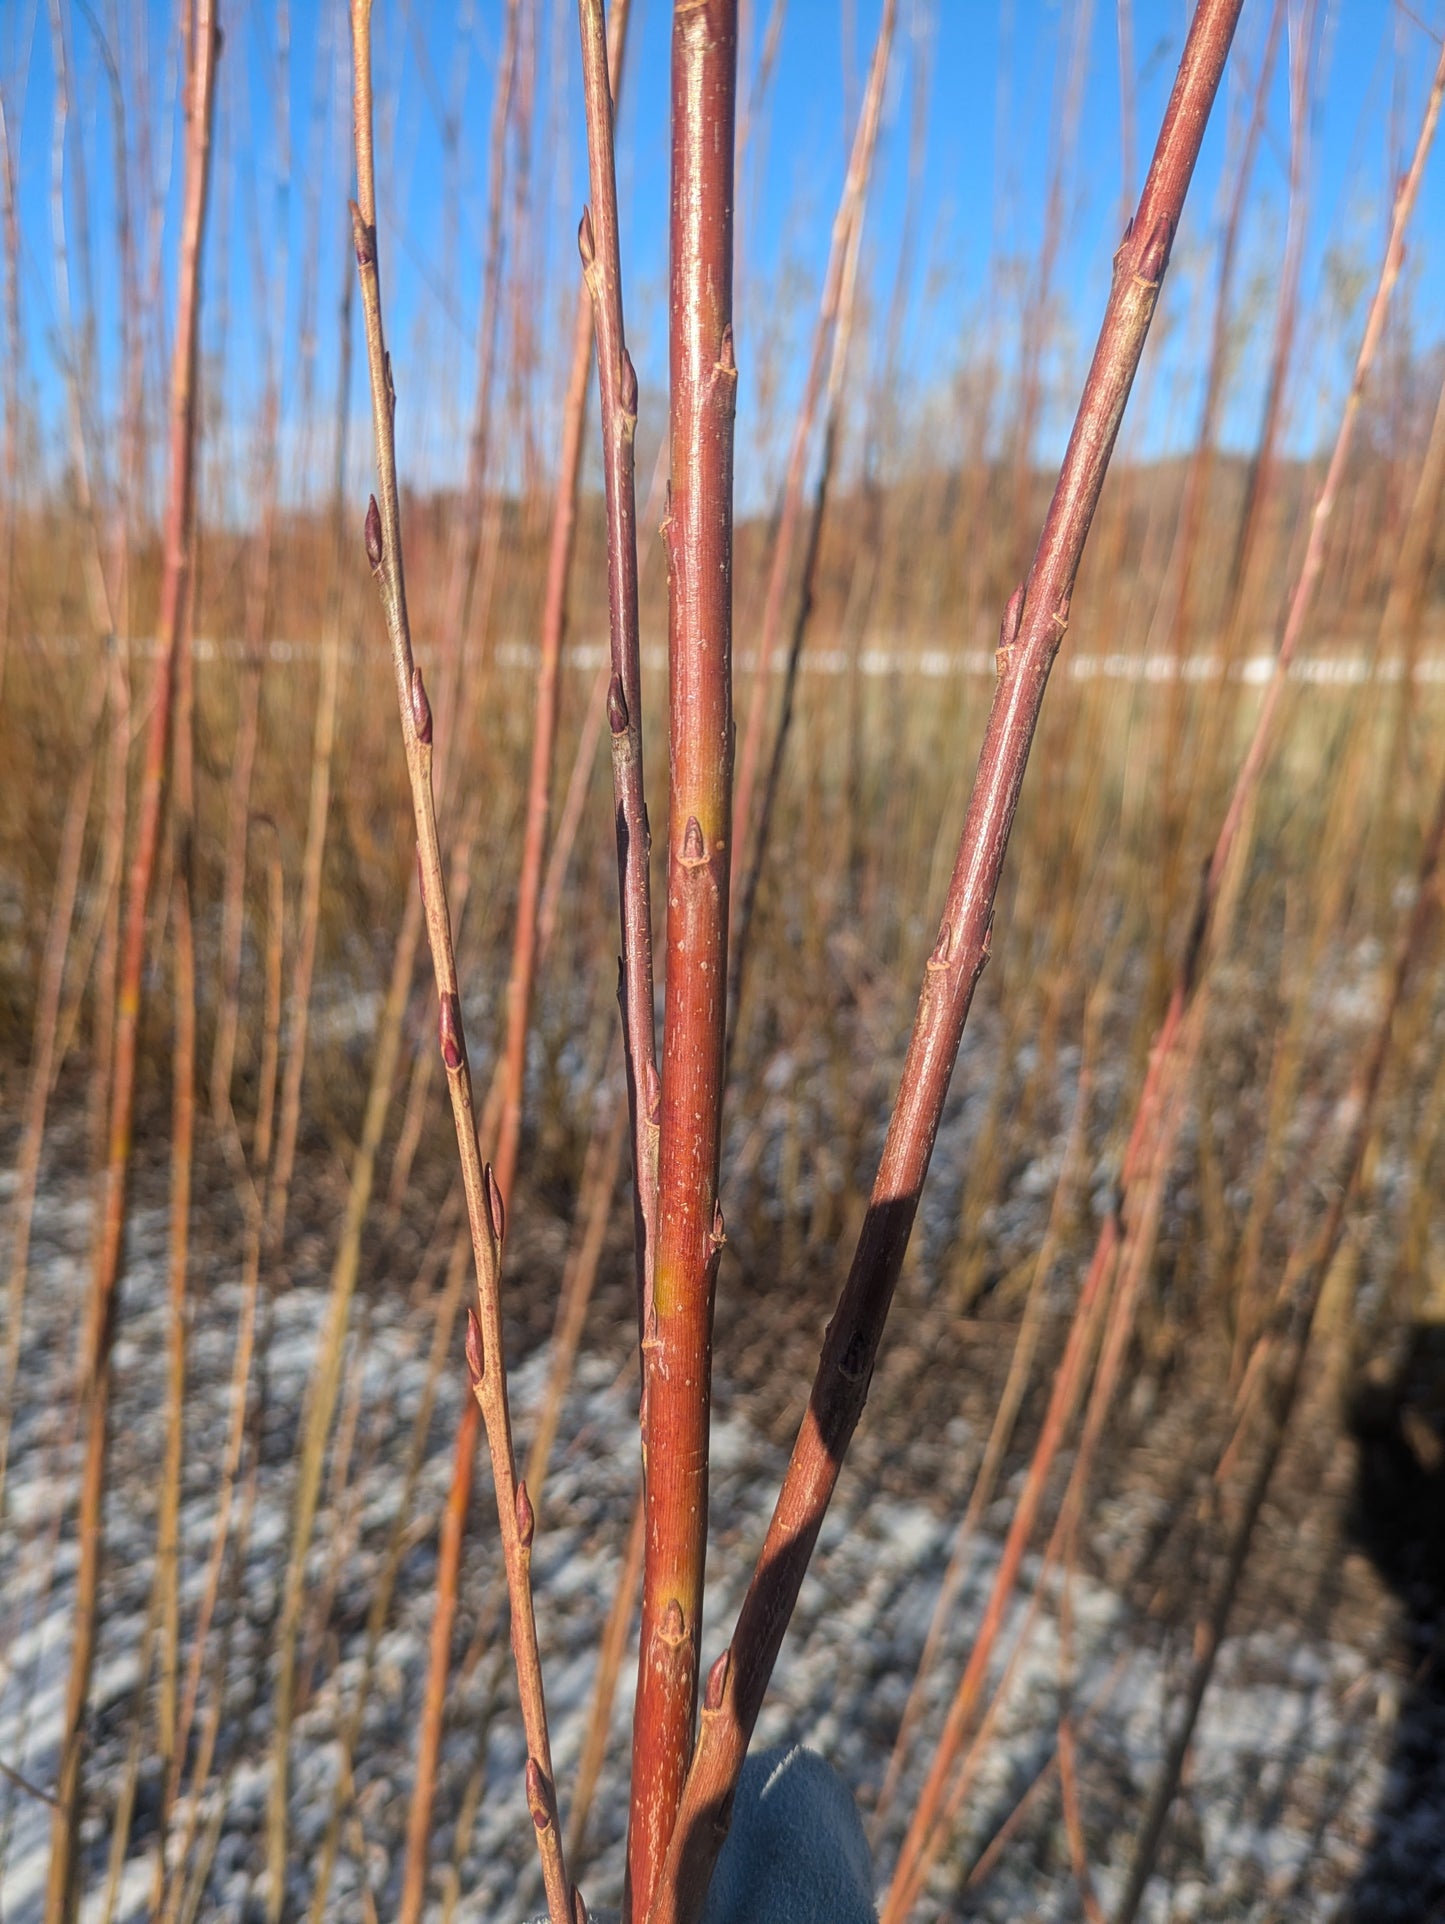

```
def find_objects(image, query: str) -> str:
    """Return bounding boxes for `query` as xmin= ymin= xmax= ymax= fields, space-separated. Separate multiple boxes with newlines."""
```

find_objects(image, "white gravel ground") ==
xmin=1 ymin=1136 xmax=1438 ymax=1924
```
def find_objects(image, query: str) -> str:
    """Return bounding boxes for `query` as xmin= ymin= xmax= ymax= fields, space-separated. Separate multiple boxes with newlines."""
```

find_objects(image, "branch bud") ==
xmin=620 ymin=347 xmax=639 ymax=420
xmin=439 ymin=993 xmax=464 ymax=1073
xmin=464 ymin=1306 xmax=484 ymax=1387
xmin=607 ymin=674 xmax=629 ymax=735
xmin=578 ymin=205 xmax=596 ymax=268
xmin=515 ymin=1478 xmax=535 ymax=1549
xmin=526 ymin=1758 xmax=553 ymax=1830
xmin=681 ymin=816 xmax=706 ymax=867
xmin=1138 ymin=213 xmax=1175 ymax=284
xmin=485 ymin=1164 xmax=507 ymax=1245
xmin=411 ymin=664 xmax=433 ymax=745
xmin=364 ymin=496 xmax=383 ymax=571
xmin=704 ymin=1646 xmax=730 ymax=1712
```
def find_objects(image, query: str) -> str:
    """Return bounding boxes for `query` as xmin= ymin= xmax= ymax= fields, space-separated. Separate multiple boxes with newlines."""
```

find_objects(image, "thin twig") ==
xmin=347 ymin=7 xmax=570 ymax=1920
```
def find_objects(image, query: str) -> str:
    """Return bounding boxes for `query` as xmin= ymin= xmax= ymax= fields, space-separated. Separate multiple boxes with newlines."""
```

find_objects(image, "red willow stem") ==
xmin=576 ymin=0 xmax=658 ymax=1322
xmin=887 ymin=34 xmax=1445 ymax=1915
xmin=646 ymin=9 xmax=1243 ymax=1923
xmin=627 ymin=4 xmax=738 ymax=1919
xmin=44 ymin=5 xmax=219 ymax=1918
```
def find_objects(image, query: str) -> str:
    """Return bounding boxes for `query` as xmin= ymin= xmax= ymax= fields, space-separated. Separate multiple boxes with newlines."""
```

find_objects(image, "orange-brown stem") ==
xmin=648 ymin=8 xmax=1242 ymax=1922
xmin=627 ymin=6 xmax=738 ymax=1917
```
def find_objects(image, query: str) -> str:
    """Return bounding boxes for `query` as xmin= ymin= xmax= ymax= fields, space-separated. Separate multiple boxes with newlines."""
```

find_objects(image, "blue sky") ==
xmin=4 ymin=1 xmax=1444 ymax=517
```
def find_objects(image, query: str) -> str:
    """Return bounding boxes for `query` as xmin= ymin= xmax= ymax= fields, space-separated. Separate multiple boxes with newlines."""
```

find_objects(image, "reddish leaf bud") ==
xmin=526 ymin=1758 xmax=552 ymax=1829
xmin=364 ymin=496 xmax=383 ymax=571
xmin=464 ymin=1306 xmax=484 ymax=1387
xmin=704 ymin=1646 xmax=730 ymax=1712
xmin=515 ymin=1479 xmax=535 ymax=1548
xmin=578 ymin=206 xmax=596 ymax=268
xmin=485 ymin=1164 xmax=506 ymax=1245
xmin=1001 ymin=582 xmax=1025 ymax=649
xmin=682 ymin=816 xmax=706 ymax=866
xmin=607 ymin=674 xmax=629 ymax=735
xmin=620 ymin=347 xmax=638 ymax=419
xmin=411 ymin=664 xmax=433 ymax=745
xmin=439 ymin=994 xmax=464 ymax=1073
xmin=1139 ymin=213 xmax=1175 ymax=283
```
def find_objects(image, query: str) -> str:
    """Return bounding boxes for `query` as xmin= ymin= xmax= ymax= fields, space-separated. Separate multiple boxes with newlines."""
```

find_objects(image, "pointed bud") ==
xmin=465 ymin=1306 xmax=484 ymax=1386
xmin=659 ymin=1597 xmax=686 ymax=1647
xmin=929 ymin=921 xmax=953 ymax=970
xmin=704 ymin=1647 xmax=730 ymax=1712
xmin=578 ymin=206 xmax=595 ymax=268
xmin=710 ymin=1198 xmax=726 ymax=1249
xmin=840 ymin=1328 xmax=869 ymax=1383
xmin=1002 ymin=583 xmax=1025 ymax=648
xmin=485 ymin=1164 xmax=506 ymax=1245
xmin=1139 ymin=213 xmax=1175 ymax=283
xmin=411 ymin=665 xmax=433 ymax=744
xmin=620 ymin=348 xmax=638 ymax=419
xmin=607 ymin=674 xmax=629 ymax=735
xmin=645 ymin=1060 xmax=661 ymax=1126
xmin=364 ymin=496 xmax=383 ymax=570
xmin=718 ymin=323 xmax=735 ymax=374
xmin=682 ymin=816 xmax=705 ymax=866
xmin=439 ymin=993 xmax=464 ymax=1072
xmin=526 ymin=1758 xmax=552 ymax=1829
xmin=515 ymin=1479 xmax=535 ymax=1548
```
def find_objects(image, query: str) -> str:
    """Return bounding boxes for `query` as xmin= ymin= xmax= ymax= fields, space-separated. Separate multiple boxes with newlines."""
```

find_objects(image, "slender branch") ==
xmin=347 ymin=7 xmax=569 ymax=1923
xmin=398 ymin=7 xmax=635 ymax=1907
xmin=43 ymin=7 xmax=218 ymax=1917
xmin=729 ymin=0 xmax=893 ymax=910
xmin=647 ymin=9 xmax=1243 ymax=1923
xmin=886 ymin=34 xmax=1445 ymax=1911
xmin=727 ymin=0 xmax=893 ymax=1042
xmin=1114 ymin=761 xmax=1445 ymax=1924
xmin=577 ymin=0 xmax=659 ymax=1324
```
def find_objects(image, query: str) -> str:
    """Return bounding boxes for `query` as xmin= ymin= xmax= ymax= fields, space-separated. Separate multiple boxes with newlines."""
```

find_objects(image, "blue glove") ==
xmin=700 ymin=1745 xmax=876 ymax=1924
xmin=530 ymin=1745 xmax=875 ymax=1924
